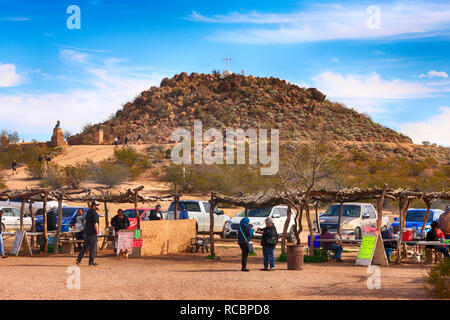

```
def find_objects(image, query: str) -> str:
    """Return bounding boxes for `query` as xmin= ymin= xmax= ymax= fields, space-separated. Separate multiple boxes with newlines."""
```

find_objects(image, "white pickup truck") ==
xmin=163 ymin=200 xmax=231 ymax=237
xmin=312 ymin=202 xmax=389 ymax=239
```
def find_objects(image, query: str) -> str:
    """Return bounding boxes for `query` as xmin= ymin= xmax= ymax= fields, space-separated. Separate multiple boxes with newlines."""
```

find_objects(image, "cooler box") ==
xmin=402 ymin=229 xmax=413 ymax=241
xmin=308 ymin=235 xmax=321 ymax=248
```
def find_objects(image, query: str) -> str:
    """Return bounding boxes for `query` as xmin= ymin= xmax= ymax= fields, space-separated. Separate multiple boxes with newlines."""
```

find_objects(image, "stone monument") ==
xmin=48 ymin=120 xmax=65 ymax=147
xmin=94 ymin=126 xmax=104 ymax=144
xmin=0 ymin=132 xmax=9 ymax=150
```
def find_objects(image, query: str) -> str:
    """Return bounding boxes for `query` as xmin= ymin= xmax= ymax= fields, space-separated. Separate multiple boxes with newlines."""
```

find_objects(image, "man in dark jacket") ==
xmin=147 ymin=205 xmax=163 ymax=220
xmin=257 ymin=217 xmax=278 ymax=271
xmin=76 ymin=201 xmax=100 ymax=266
xmin=111 ymin=209 xmax=130 ymax=232
xmin=47 ymin=208 xmax=57 ymax=231
xmin=238 ymin=217 xmax=254 ymax=272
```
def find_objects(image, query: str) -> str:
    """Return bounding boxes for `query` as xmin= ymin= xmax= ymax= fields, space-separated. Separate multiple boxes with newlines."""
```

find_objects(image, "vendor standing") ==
xmin=438 ymin=205 xmax=450 ymax=240
xmin=70 ymin=208 xmax=85 ymax=249
xmin=111 ymin=209 xmax=130 ymax=254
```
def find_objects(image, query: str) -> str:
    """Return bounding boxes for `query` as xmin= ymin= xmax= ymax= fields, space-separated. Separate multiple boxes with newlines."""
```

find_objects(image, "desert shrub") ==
xmin=40 ymin=164 xmax=66 ymax=188
xmin=0 ymin=173 xmax=6 ymax=190
xmin=163 ymin=164 xmax=194 ymax=192
xmin=424 ymin=258 xmax=450 ymax=299
xmin=63 ymin=162 xmax=91 ymax=188
xmin=93 ymin=161 xmax=129 ymax=187
xmin=26 ymin=161 xmax=46 ymax=180
xmin=114 ymin=147 xmax=140 ymax=167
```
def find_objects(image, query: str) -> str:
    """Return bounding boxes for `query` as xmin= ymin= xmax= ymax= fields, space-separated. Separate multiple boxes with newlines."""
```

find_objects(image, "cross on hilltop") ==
xmin=222 ymin=56 xmax=232 ymax=73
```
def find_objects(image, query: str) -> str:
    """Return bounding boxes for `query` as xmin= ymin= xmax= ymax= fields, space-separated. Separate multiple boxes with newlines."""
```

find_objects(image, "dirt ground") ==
xmin=0 ymin=239 xmax=433 ymax=300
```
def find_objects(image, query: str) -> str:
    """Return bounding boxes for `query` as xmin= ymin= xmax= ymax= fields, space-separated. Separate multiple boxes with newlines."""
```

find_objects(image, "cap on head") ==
xmin=446 ymin=205 xmax=450 ymax=212
xmin=156 ymin=204 xmax=161 ymax=209
xmin=91 ymin=201 xmax=99 ymax=207
xmin=265 ymin=217 xmax=274 ymax=225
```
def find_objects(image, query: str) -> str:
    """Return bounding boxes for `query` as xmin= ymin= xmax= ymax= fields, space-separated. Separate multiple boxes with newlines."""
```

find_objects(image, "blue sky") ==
xmin=0 ymin=0 xmax=449 ymax=145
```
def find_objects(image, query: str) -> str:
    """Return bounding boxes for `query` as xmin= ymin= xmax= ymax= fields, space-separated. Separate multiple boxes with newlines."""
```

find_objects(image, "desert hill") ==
xmin=68 ymin=72 xmax=413 ymax=145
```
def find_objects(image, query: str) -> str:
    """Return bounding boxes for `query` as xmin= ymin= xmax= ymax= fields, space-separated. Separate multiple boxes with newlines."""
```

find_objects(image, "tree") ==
xmin=277 ymin=136 xmax=343 ymax=255
xmin=1 ymin=129 xmax=20 ymax=143
xmin=63 ymin=130 xmax=72 ymax=140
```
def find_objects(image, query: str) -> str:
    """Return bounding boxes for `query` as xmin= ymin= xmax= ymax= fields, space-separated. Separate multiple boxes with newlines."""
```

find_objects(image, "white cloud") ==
xmin=190 ymin=2 xmax=450 ymax=44
xmin=0 ymin=63 xmax=21 ymax=87
xmin=59 ymin=49 xmax=90 ymax=64
xmin=399 ymin=106 xmax=450 ymax=146
xmin=418 ymin=70 xmax=448 ymax=78
xmin=312 ymin=71 xmax=448 ymax=114
xmin=0 ymin=53 xmax=168 ymax=135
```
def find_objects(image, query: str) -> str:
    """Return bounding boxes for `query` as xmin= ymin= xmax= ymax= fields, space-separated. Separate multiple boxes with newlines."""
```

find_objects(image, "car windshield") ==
xmin=405 ymin=210 xmax=434 ymax=222
xmin=168 ymin=202 xmax=201 ymax=212
xmin=322 ymin=205 xmax=361 ymax=217
xmin=237 ymin=207 xmax=272 ymax=217
xmin=123 ymin=209 xmax=145 ymax=218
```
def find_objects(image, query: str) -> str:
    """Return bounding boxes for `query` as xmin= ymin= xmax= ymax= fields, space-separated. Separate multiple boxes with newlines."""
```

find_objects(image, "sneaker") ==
xmin=241 ymin=268 xmax=250 ymax=272
xmin=336 ymin=259 xmax=343 ymax=262
xmin=76 ymin=260 xmax=80 ymax=265
xmin=2 ymin=255 xmax=8 ymax=259
xmin=269 ymin=267 xmax=275 ymax=271
xmin=260 ymin=268 xmax=269 ymax=271
xmin=89 ymin=262 xmax=98 ymax=266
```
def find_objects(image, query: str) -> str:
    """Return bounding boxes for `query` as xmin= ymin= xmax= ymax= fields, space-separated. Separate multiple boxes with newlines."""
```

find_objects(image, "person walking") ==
xmin=256 ymin=217 xmax=278 ymax=271
xmin=438 ymin=205 xmax=450 ymax=240
xmin=238 ymin=217 xmax=254 ymax=272
xmin=114 ymin=137 xmax=119 ymax=148
xmin=137 ymin=133 xmax=142 ymax=145
xmin=0 ymin=210 xmax=8 ymax=258
xmin=11 ymin=160 xmax=17 ymax=175
xmin=178 ymin=204 xmax=189 ymax=220
xmin=76 ymin=201 xmax=100 ymax=266
xmin=124 ymin=136 xmax=128 ymax=146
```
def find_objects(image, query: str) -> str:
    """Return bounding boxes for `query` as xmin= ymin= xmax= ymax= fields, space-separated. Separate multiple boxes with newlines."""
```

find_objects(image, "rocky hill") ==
xmin=68 ymin=72 xmax=413 ymax=145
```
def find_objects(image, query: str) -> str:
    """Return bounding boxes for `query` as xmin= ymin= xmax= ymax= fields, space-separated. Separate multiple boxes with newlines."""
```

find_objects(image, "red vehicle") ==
xmin=123 ymin=208 xmax=154 ymax=229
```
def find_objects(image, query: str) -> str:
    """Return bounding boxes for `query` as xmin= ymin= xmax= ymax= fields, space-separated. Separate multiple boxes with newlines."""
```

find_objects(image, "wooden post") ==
xmin=29 ymin=200 xmax=35 ymax=247
xmin=174 ymin=195 xmax=179 ymax=220
xmin=281 ymin=204 xmax=292 ymax=255
xmin=104 ymin=202 xmax=109 ymax=228
xmin=420 ymin=199 xmax=431 ymax=236
xmin=54 ymin=193 xmax=63 ymax=255
xmin=376 ymin=185 xmax=387 ymax=231
xmin=20 ymin=199 xmax=25 ymax=230
xmin=134 ymin=191 xmax=140 ymax=230
xmin=244 ymin=207 xmax=248 ymax=218
xmin=209 ymin=192 xmax=216 ymax=257
xmin=337 ymin=202 xmax=344 ymax=240
xmin=43 ymin=192 xmax=48 ymax=253
xmin=304 ymin=200 xmax=315 ymax=256
xmin=314 ymin=201 xmax=321 ymax=234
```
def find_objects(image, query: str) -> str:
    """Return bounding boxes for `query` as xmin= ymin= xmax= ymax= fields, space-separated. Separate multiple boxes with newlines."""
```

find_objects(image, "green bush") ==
xmin=94 ymin=161 xmax=129 ymax=187
xmin=26 ymin=161 xmax=46 ymax=180
xmin=40 ymin=164 xmax=66 ymax=189
xmin=63 ymin=162 xmax=91 ymax=188
xmin=425 ymin=258 xmax=450 ymax=299
xmin=304 ymin=248 xmax=329 ymax=263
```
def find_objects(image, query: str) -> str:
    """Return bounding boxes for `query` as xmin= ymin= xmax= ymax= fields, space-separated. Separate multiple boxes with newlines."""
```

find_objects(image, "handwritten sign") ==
xmin=356 ymin=232 xmax=388 ymax=267
xmin=10 ymin=230 xmax=32 ymax=256
xmin=116 ymin=230 xmax=134 ymax=255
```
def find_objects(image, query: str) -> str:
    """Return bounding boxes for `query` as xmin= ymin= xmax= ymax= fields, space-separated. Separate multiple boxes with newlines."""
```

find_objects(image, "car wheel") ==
xmin=287 ymin=226 xmax=296 ymax=242
xmin=220 ymin=223 xmax=227 ymax=239
xmin=355 ymin=227 xmax=362 ymax=240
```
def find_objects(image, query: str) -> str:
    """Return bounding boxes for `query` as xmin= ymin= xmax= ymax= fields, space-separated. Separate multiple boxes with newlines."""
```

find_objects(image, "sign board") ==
xmin=355 ymin=232 xmax=388 ymax=267
xmin=116 ymin=230 xmax=134 ymax=255
xmin=10 ymin=230 xmax=32 ymax=256
xmin=130 ymin=229 xmax=143 ymax=258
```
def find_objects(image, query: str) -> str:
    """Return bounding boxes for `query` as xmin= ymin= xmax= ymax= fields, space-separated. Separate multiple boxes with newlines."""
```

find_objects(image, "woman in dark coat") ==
xmin=257 ymin=217 xmax=278 ymax=271
xmin=238 ymin=217 xmax=254 ymax=272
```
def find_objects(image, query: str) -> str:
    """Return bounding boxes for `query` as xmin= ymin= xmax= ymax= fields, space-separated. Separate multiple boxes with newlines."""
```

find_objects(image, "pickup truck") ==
xmin=313 ymin=202 xmax=389 ymax=239
xmin=163 ymin=200 xmax=230 ymax=237
xmin=390 ymin=208 xmax=444 ymax=236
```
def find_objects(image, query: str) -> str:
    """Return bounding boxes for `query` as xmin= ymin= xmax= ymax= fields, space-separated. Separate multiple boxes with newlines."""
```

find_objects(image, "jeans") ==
xmin=262 ymin=247 xmax=275 ymax=269
xmin=77 ymin=234 xmax=98 ymax=264
xmin=0 ymin=234 xmax=4 ymax=256
xmin=330 ymin=243 xmax=343 ymax=260
xmin=435 ymin=246 xmax=450 ymax=258
xmin=239 ymin=242 xmax=249 ymax=269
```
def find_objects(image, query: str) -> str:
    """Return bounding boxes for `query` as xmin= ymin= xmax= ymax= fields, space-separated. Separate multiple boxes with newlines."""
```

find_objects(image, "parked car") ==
xmin=35 ymin=207 xmax=89 ymax=232
xmin=0 ymin=198 xmax=67 ymax=215
xmin=122 ymin=208 xmax=154 ymax=229
xmin=313 ymin=203 xmax=389 ymax=239
xmin=224 ymin=206 xmax=296 ymax=242
xmin=0 ymin=206 xmax=32 ymax=231
xmin=163 ymin=200 xmax=230 ymax=236
xmin=390 ymin=208 xmax=444 ymax=236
